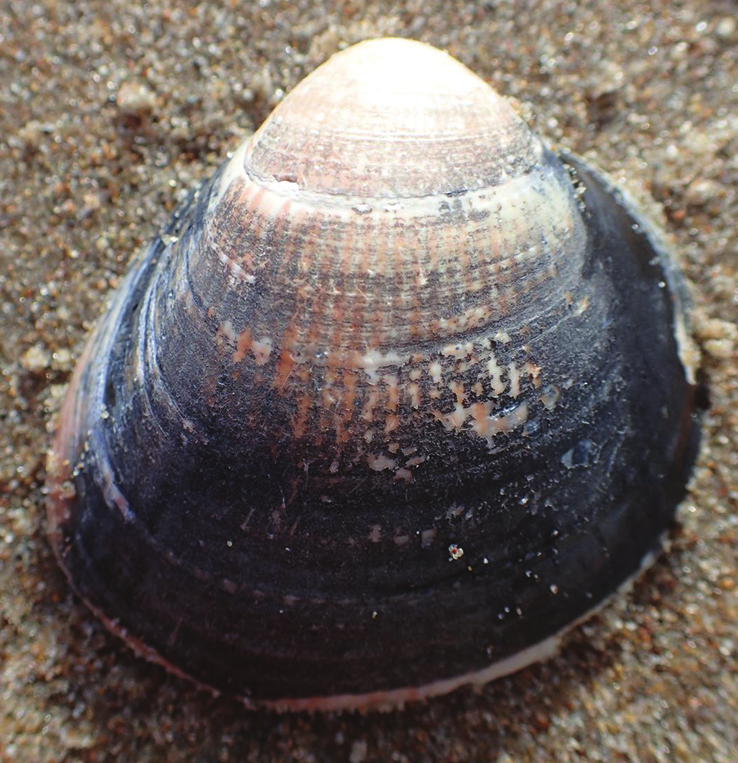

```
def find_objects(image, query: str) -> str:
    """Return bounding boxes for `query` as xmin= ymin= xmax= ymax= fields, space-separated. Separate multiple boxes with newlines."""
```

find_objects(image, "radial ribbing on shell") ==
xmin=170 ymin=38 xmax=587 ymax=450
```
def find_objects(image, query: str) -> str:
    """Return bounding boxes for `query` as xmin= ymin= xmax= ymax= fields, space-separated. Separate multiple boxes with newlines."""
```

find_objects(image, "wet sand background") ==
xmin=1 ymin=1 xmax=736 ymax=761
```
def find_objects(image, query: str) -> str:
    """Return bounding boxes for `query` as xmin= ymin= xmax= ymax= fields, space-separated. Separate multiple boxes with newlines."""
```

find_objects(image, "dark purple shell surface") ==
xmin=47 ymin=38 xmax=702 ymax=711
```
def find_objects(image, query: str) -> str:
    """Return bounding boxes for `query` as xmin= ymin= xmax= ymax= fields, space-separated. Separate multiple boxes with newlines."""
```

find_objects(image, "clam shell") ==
xmin=47 ymin=38 xmax=701 ymax=711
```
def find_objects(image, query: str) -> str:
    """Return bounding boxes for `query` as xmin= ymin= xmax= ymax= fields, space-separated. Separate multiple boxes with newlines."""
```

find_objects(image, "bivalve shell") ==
xmin=47 ymin=38 xmax=702 ymax=711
